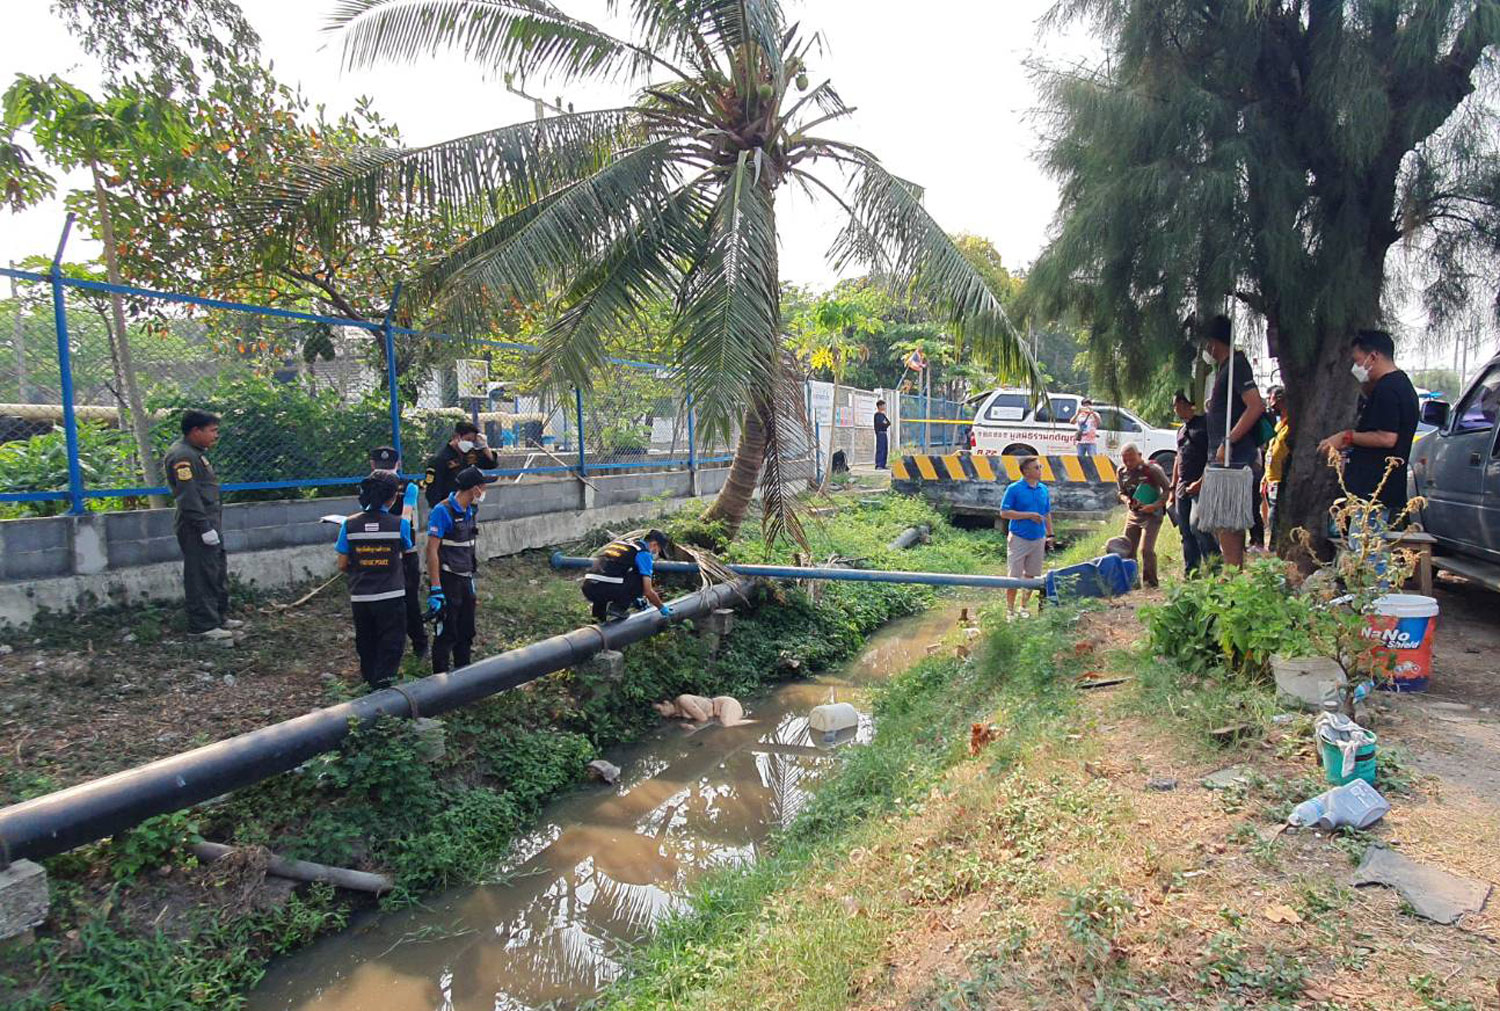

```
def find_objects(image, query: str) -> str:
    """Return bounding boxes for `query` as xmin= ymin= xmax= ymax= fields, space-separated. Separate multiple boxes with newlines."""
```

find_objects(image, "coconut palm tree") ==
xmin=261 ymin=0 xmax=1035 ymax=541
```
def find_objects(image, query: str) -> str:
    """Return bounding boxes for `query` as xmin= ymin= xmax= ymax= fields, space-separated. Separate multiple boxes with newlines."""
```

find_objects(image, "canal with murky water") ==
xmin=248 ymin=603 xmax=966 ymax=1011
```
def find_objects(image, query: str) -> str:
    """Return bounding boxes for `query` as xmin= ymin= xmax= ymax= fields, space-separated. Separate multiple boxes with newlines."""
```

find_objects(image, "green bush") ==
xmin=0 ymin=422 xmax=140 ymax=517
xmin=147 ymin=376 xmax=391 ymax=499
xmin=1142 ymin=560 xmax=1312 ymax=680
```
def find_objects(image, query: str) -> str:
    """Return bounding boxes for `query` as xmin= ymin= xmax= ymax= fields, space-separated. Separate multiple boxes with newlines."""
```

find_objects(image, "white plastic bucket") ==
xmin=1362 ymin=593 xmax=1439 ymax=692
xmin=808 ymin=702 xmax=860 ymax=734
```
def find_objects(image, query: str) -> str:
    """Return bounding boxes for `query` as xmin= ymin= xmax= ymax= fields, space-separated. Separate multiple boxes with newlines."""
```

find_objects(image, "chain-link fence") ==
xmin=896 ymin=392 xmax=971 ymax=452
xmin=0 ymin=265 xmax=777 ymax=518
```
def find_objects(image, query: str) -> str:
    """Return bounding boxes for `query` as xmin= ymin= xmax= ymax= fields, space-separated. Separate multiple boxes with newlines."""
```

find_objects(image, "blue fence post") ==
xmin=574 ymin=388 xmax=587 ymax=478
xmin=382 ymin=284 xmax=403 ymax=467
xmin=49 ymin=215 xmax=86 ymax=516
xmin=686 ymin=394 xmax=697 ymax=473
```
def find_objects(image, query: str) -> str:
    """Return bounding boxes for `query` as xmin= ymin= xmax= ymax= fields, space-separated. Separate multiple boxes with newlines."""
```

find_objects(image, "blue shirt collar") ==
xmin=447 ymin=492 xmax=474 ymax=518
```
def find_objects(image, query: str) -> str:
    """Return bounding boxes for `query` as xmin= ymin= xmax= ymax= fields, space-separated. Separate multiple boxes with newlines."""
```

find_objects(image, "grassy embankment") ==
xmin=594 ymin=527 xmax=1498 ymax=1011
xmin=2 ymin=491 xmax=1033 ymax=1011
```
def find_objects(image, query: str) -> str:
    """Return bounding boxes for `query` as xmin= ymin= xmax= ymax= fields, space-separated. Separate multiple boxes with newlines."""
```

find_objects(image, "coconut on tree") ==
xmin=254 ymin=0 xmax=1036 ymax=541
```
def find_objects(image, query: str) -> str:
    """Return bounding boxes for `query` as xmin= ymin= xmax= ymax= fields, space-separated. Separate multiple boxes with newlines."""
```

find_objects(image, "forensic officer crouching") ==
xmin=582 ymin=530 xmax=673 ymax=622
xmin=164 ymin=409 xmax=242 ymax=642
xmin=335 ymin=470 xmax=413 ymax=689
xmin=425 ymin=466 xmax=488 ymax=673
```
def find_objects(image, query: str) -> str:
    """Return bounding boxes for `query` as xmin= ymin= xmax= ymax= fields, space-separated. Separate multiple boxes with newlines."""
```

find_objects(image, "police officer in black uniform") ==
xmin=164 ymin=409 xmax=238 ymax=641
xmin=581 ymin=530 xmax=672 ymax=622
xmin=424 ymin=421 xmax=498 ymax=507
xmin=369 ymin=445 xmax=427 ymax=659
xmin=425 ymin=466 xmax=486 ymax=673
xmin=336 ymin=470 xmax=413 ymax=689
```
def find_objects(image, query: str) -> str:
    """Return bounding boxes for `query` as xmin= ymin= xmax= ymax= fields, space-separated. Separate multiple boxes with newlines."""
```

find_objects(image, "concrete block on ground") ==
xmin=0 ymin=860 xmax=48 ymax=942
xmin=1272 ymin=655 xmax=1346 ymax=711
xmin=585 ymin=649 xmax=625 ymax=682
xmin=412 ymin=717 xmax=446 ymax=763
xmin=703 ymin=608 xmax=735 ymax=637
xmin=3 ymin=551 xmax=69 ymax=582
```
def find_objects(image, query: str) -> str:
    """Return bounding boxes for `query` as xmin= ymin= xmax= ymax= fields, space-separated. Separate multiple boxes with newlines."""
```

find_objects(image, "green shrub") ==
xmin=1142 ymin=560 xmax=1311 ymax=680
xmin=0 ymin=422 xmax=140 ymax=517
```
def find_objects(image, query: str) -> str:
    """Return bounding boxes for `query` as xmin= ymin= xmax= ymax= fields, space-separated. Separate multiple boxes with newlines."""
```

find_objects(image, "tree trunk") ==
xmin=818 ymin=374 xmax=840 ymax=494
xmin=92 ymin=164 xmax=167 ymax=508
xmin=702 ymin=401 xmax=768 ymax=538
xmin=1275 ymin=326 xmax=1361 ymax=562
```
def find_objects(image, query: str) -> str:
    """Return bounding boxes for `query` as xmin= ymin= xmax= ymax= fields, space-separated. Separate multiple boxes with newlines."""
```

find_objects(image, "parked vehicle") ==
xmin=1410 ymin=354 xmax=1500 ymax=565
xmin=969 ymin=389 xmax=1178 ymax=472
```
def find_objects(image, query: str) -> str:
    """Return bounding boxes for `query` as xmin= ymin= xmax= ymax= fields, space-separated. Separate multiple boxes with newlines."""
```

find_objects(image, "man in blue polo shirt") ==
xmin=999 ymin=456 xmax=1053 ymax=616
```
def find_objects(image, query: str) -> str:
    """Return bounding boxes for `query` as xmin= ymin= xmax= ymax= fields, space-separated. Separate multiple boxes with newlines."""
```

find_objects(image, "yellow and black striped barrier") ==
xmin=891 ymin=451 xmax=1121 ymax=515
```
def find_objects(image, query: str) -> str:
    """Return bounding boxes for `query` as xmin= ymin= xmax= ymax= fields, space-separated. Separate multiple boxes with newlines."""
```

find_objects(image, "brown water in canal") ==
xmin=247 ymin=604 xmax=966 ymax=1011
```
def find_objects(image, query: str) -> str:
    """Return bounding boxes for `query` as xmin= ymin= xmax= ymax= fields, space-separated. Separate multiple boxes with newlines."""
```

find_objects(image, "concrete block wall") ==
xmin=0 ymin=467 xmax=733 ymax=627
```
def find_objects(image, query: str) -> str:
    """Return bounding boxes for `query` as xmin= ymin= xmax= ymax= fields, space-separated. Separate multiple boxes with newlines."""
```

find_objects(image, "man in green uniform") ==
xmin=164 ymin=409 xmax=240 ymax=641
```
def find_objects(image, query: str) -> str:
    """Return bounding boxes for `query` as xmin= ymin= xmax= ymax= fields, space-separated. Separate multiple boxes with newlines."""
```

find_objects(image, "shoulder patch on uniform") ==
xmin=174 ymin=461 xmax=193 ymax=481
xmin=423 ymin=467 xmax=436 ymax=486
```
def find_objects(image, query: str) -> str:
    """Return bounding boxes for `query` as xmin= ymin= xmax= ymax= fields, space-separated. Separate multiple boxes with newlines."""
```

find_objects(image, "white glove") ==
xmin=201 ymin=529 xmax=221 ymax=546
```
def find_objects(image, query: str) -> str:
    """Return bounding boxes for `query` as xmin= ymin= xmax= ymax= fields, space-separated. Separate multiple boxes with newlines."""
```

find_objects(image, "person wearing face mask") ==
xmin=370 ymin=445 xmax=427 ymax=660
xmin=425 ymin=466 xmax=487 ymax=673
xmin=1316 ymin=330 xmax=1418 ymax=520
xmin=424 ymin=421 xmax=499 ymax=507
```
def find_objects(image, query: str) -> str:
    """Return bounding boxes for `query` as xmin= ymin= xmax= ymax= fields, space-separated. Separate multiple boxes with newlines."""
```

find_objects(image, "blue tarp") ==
xmin=1045 ymin=554 xmax=1138 ymax=602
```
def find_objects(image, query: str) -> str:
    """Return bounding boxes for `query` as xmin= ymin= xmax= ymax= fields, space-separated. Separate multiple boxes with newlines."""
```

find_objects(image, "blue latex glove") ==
xmin=403 ymin=481 xmax=419 ymax=513
xmin=427 ymin=587 xmax=445 ymax=616
xmin=658 ymin=603 xmax=673 ymax=618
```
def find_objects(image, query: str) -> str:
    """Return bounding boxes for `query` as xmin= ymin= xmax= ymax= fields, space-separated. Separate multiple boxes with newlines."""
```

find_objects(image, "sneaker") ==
xmin=220 ymin=619 xmax=245 ymax=630
xmin=192 ymin=628 xmax=235 ymax=641
xmin=604 ymin=604 xmax=632 ymax=623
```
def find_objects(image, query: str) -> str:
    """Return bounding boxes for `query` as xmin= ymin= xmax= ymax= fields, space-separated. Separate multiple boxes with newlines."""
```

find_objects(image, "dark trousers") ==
xmin=582 ymin=580 xmax=634 ymax=621
xmin=1123 ymin=511 xmax=1163 ymax=588
xmin=176 ymin=526 xmax=228 ymax=633
xmin=874 ymin=431 xmax=889 ymax=469
xmin=401 ymin=551 xmax=427 ymax=654
xmin=432 ymin=570 xmax=477 ymax=674
xmin=352 ymin=597 xmax=406 ymax=689
xmin=1177 ymin=494 xmax=1220 ymax=576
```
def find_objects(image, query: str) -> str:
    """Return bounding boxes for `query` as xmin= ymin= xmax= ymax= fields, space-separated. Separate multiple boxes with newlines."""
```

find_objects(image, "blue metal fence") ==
xmin=0 ymin=255 xmax=734 ymax=517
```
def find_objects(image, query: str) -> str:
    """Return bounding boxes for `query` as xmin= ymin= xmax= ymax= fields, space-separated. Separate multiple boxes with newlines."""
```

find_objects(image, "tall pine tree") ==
xmin=1028 ymin=1 xmax=1500 ymax=552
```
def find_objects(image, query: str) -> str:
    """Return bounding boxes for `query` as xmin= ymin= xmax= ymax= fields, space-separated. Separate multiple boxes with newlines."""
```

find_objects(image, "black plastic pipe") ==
xmin=549 ymin=551 xmax=1046 ymax=590
xmin=0 ymin=580 xmax=749 ymax=865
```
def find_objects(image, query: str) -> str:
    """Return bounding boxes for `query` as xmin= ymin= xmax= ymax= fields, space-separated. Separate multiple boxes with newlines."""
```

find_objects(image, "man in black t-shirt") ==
xmin=1168 ymin=391 xmax=1219 ymax=575
xmin=1316 ymin=329 xmax=1419 ymax=519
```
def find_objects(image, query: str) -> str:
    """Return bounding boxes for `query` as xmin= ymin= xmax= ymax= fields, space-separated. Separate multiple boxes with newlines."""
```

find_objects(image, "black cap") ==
xmin=455 ymin=466 xmax=487 ymax=491
xmin=644 ymin=529 xmax=669 ymax=548
xmin=369 ymin=445 xmax=399 ymax=468
xmin=359 ymin=470 xmax=400 ymax=510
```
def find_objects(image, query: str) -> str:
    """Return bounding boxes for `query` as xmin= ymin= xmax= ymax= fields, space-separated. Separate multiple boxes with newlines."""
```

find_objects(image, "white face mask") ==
xmin=475 ymin=491 xmax=487 ymax=504
xmin=1201 ymin=349 xmax=1217 ymax=366
xmin=1350 ymin=359 xmax=1371 ymax=383
xmin=458 ymin=439 xmax=475 ymax=453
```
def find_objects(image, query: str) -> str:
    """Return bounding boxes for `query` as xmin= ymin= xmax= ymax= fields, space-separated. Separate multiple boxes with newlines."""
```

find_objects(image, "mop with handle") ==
xmin=1192 ymin=328 xmax=1256 ymax=533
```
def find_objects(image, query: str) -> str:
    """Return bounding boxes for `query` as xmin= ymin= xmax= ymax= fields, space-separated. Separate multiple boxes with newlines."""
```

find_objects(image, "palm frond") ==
xmin=830 ymin=157 xmax=1044 ymax=391
xmin=673 ymin=150 xmax=781 ymax=438
xmin=535 ymin=181 xmax=713 ymax=387
xmin=327 ymin=0 xmax=662 ymax=84
xmin=414 ymin=137 xmax=689 ymax=328
xmin=248 ymin=110 xmax=644 ymax=241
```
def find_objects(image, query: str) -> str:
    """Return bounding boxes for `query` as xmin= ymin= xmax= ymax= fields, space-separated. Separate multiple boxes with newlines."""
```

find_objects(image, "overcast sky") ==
xmin=3 ymin=1 xmax=1486 ymax=377
xmin=1 ymin=0 xmax=1084 ymax=288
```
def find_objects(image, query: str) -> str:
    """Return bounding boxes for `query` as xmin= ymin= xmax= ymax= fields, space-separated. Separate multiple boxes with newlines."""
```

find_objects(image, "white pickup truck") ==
xmin=969 ymin=389 xmax=1179 ymax=473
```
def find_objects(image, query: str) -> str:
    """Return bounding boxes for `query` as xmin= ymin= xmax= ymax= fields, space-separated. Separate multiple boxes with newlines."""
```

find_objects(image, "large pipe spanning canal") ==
xmin=0 ymin=580 xmax=751 ymax=865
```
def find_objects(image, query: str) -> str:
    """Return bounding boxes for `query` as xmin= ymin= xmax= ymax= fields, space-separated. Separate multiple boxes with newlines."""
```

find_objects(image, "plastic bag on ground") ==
xmin=1287 ymin=778 xmax=1390 ymax=830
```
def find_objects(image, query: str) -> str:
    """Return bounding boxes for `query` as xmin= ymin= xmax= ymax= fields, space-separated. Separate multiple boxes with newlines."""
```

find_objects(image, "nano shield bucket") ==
xmin=1362 ymin=594 xmax=1439 ymax=692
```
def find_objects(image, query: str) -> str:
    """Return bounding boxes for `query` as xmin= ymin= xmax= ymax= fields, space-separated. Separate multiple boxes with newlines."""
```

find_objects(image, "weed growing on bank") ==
xmin=594 ymin=603 xmax=1096 ymax=1010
